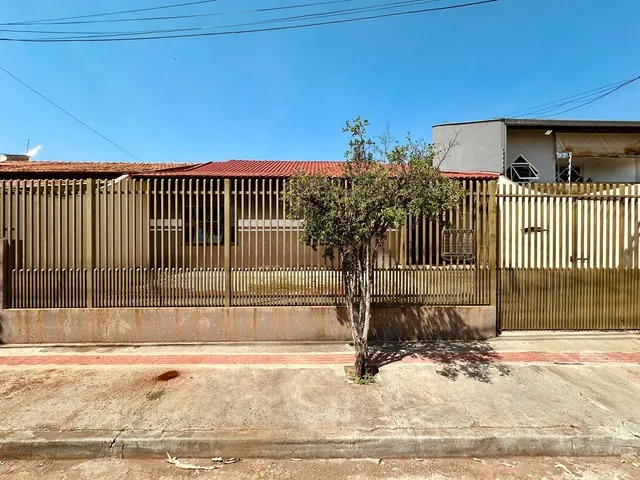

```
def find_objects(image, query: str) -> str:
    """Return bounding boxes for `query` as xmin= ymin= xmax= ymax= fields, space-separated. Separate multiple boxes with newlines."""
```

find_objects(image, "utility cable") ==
xmin=5 ymin=0 xmax=358 ymax=26
xmin=0 ymin=0 xmax=439 ymax=38
xmin=0 ymin=0 xmax=499 ymax=43
xmin=506 ymin=74 xmax=640 ymax=119
xmin=11 ymin=0 xmax=220 ymax=24
xmin=0 ymin=65 xmax=141 ymax=160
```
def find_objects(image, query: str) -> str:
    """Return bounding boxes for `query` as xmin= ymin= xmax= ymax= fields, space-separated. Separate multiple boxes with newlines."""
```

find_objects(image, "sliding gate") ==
xmin=498 ymin=182 xmax=640 ymax=330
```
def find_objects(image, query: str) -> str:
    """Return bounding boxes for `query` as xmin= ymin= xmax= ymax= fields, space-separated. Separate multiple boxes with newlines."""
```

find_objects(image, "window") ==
xmin=555 ymin=163 xmax=583 ymax=183
xmin=441 ymin=228 xmax=476 ymax=262
xmin=188 ymin=199 xmax=235 ymax=245
xmin=505 ymin=155 xmax=539 ymax=183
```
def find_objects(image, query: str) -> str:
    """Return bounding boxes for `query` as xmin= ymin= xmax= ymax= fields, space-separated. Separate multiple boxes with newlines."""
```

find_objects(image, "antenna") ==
xmin=25 ymin=139 xmax=30 ymax=154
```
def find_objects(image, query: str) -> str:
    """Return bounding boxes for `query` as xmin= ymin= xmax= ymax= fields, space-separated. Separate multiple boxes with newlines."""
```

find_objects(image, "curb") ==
xmin=1 ymin=427 xmax=639 ymax=459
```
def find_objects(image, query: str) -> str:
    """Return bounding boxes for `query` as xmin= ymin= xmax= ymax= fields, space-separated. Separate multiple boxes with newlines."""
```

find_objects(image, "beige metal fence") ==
xmin=0 ymin=177 xmax=495 ymax=308
xmin=498 ymin=181 xmax=640 ymax=330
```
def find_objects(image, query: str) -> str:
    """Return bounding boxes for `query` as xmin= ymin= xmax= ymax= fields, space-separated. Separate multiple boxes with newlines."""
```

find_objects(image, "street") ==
xmin=1 ymin=456 xmax=639 ymax=479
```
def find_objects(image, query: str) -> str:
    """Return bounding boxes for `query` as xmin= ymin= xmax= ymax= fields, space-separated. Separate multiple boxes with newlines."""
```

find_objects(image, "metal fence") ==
xmin=0 ymin=177 xmax=496 ymax=308
xmin=498 ymin=181 xmax=640 ymax=330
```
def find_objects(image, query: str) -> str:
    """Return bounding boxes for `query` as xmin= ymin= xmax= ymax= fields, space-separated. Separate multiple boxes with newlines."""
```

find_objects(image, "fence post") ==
xmin=224 ymin=178 xmax=232 ymax=307
xmin=85 ymin=179 xmax=95 ymax=308
xmin=488 ymin=181 xmax=498 ymax=308
xmin=399 ymin=221 xmax=407 ymax=267
xmin=0 ymin=238 xmax=10 ymax=309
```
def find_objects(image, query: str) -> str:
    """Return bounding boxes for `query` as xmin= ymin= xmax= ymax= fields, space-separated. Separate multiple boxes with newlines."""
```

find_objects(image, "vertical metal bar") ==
xmin=233 ymin=178 xmax=238 ymax=271
xmin=216 ymin=179 xmax=221 ymax=304
xmin=84 ymin=179 xmax=95 ymax=308
xmin=261 ymin=178 xmax=266 ymax=270
xmin=254 ymin=179 xmax=259 ymax=269
xmin=247 ymin=179 xmax=252 ymax=271
xmin=186 ymin=177 xmax=193 ymax=305
xmin=194 ymin=178 xmax=199 ymax=271
xmin=224 ymin=178 xmax=232 ymax=307
xmin=209 ymin=178 xmax=214 ymax=304
xmin=274 ymin=179 xmax=279 ymax=269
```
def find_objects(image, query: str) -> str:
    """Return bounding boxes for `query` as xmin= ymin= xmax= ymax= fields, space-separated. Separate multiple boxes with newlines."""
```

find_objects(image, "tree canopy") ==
xmin=284 ymin=117 xmax=466 ymax=378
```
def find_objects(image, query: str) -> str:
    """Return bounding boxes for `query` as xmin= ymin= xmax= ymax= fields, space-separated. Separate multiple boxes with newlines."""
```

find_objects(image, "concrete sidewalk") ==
xmin=0 ymin=332 xmax=638 ymax=459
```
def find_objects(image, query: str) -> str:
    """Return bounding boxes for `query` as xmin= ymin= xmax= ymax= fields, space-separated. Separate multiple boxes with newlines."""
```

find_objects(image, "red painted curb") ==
xmin=0 ymin=351 xmax=638 ymax=366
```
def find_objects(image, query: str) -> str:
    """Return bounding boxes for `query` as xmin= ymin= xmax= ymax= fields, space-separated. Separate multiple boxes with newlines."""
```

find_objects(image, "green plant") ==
xmin=347 ymin=371 xmax=377 ymax=385
xmin=285 ymin=118 xmax=464 ymax=380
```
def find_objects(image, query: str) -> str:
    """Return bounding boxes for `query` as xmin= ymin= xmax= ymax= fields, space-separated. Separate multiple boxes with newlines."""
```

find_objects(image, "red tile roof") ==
xmin=144 ymin=160 xmax=498 ymax=180
xmin=0 ymin=161 xmax=192 ymax=177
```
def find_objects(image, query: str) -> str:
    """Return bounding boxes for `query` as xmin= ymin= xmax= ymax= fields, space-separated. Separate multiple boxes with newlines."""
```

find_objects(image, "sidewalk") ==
xmin=0 ymin=332 xmax=638 ymax=459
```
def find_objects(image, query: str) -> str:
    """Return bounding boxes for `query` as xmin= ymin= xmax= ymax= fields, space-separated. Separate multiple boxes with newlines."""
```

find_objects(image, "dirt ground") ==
xmin=1 ymin=456 xmax=639 ymax=480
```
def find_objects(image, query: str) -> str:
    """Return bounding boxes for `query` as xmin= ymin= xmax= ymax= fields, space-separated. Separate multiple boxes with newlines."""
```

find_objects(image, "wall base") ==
xmin=0 ymin=306 xmax=495 ymax=344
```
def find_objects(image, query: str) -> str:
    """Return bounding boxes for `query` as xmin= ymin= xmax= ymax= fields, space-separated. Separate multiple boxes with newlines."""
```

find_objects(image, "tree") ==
xmin=284 ymin=118 xmax=465 ymax=379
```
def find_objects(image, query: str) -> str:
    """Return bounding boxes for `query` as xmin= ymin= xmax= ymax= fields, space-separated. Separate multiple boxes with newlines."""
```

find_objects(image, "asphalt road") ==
xmin=1 ymin=456 xmax=639 ymax=479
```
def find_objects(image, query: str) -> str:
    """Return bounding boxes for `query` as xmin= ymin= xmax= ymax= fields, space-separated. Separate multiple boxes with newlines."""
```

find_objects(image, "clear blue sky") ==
xmin=1 ymin=0 xmax=639 ymax=162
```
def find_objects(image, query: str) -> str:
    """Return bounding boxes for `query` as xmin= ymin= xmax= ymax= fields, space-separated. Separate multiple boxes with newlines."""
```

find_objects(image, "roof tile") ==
xmin=0 ymin=161 xmax=192 ymax=176
xmin=144 ymin=160 xmax=498 ymax=180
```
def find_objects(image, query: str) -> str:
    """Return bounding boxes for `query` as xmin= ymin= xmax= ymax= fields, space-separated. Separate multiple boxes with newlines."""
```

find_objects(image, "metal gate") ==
xmin=498 ymin=182 xmax=640 ymax=330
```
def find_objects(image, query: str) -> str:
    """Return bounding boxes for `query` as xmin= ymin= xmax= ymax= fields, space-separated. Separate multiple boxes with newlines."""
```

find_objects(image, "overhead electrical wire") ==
xmin=0 ymin=0 xmax=436 ymax=36
xmin=506 ymin=74 xmax=640 ymax=119
xmin=0 ymin=0 xmax=441 ymax=38
xmin=0 ymin=65 xmax=141 ymax=160
xmin=0 ymin=0 xmax=499 ymax=42
xmin=505 ymin=79 xmax=631 ymax=117
xmin=10 ymin=0 xmax=221 ymax=24
xmin=4 ymin=0 xmax=359 ymax=26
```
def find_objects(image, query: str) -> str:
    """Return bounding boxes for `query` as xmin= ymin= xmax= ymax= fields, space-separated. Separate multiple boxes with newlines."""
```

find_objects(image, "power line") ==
xmin=5 ymin=0 xmax=358 ymax=26
xmin=0 ymin=0 xmax=441 ymax=39
xmin=0 ymin=0 xmax=499 ymax=43
xmin=0 ymin=0 xmax=433 ymax=37
xmin=505 ymin=78 xmax=632 ymax=118
xmin=11 ymin=0 xmax=220 ymax=24
xmin=0 ymin=65 xmax=141 ymax=161
xmin=539 ymin=75 xmax=640 ymax=118
xmin=506 ymin=74 xmax=640 ymax=119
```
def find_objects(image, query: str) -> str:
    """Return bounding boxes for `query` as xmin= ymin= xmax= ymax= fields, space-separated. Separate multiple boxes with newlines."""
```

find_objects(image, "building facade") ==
xmin=432 ymin=119 xmax=640 ymax=183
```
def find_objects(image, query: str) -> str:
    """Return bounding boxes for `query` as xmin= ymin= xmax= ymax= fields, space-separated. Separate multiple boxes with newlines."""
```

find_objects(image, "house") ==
xmin=137 ymin=160 xmax=497 ymax=270
xmin=432 ymin=119 xmax=640 ymax=183
xmin=0 ymin=158 xmax=497 ymax=310
xmin=1 ymin=157 xmax=638 ymax=338
xmin=0 ymin=154 xmax=190 ymax=179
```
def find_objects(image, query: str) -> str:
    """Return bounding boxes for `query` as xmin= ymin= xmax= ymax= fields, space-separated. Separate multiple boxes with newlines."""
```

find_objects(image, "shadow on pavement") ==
xmin=370 ymin=341 xmax=511 ymax=383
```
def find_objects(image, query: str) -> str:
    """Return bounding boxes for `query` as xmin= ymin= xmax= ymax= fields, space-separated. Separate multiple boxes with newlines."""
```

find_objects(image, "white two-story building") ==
xmin=433 ymin=118 xmax=640 ymax=183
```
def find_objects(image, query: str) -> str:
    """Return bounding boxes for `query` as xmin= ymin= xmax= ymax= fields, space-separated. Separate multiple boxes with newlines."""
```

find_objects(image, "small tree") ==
xmin=285 ymin=118 xmax=465 ymax=379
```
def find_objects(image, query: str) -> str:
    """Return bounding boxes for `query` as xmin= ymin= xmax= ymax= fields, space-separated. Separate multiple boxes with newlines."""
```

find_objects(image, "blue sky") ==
xmin=1 ymin=0 xmax=639 ymax=162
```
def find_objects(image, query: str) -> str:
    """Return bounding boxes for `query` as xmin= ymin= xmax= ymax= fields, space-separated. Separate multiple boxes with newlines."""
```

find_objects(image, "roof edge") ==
xmin=433 ymin=118 xmax=640 ymax=129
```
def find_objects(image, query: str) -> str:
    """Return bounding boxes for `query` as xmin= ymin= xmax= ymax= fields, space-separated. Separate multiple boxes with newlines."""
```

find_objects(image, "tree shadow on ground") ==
xmin=370 ymin=341 xmax=511 ymax=383
xmin=338 ymin=305 xmax=511 ymax=383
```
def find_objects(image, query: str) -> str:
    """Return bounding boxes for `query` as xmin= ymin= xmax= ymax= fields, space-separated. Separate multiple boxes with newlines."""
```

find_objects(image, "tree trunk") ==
xmin=342 ymin=244 xmax=374 ymax=380
xmin=355 ymin=342 xmax=367 ymax=378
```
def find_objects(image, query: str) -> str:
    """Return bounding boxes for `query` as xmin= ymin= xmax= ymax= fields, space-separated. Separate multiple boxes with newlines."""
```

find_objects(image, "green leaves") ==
xmin=284 ymin=117 xmax=465 ymax=259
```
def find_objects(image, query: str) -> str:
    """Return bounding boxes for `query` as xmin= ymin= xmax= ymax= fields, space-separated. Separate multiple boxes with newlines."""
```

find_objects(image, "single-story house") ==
xmin=0 ymin=154 xmax=190 ymax=179
xmin=0 ymin=158 xmax=497 ymax=309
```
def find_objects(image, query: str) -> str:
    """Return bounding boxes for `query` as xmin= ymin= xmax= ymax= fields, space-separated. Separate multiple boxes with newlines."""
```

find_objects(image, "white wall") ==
xmin=432 ymin=121 xmax=504 ymax=173
xmin=506 ymin=129 xmax=556 ymax=182
xmin=581 ymin=157 xmax=637 ymax=183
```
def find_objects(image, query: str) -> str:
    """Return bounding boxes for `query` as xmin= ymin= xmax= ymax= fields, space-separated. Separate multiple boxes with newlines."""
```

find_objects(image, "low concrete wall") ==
xmin=0 ymin=306 xmax=495 ymax=344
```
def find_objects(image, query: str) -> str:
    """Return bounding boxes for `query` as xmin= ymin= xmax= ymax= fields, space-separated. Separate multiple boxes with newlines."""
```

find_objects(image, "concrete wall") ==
xmin=506 ymin=128 xmax=556 ymax=182
xmin=432 ymin=121 xmax=504 ymax=173
xmin=0 ymin=305 xmax=496 ymax=344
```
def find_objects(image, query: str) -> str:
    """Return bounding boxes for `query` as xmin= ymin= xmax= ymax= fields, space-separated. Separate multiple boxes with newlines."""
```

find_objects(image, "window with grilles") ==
xmin=441 ymin=228 xmax=476 ymax=262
